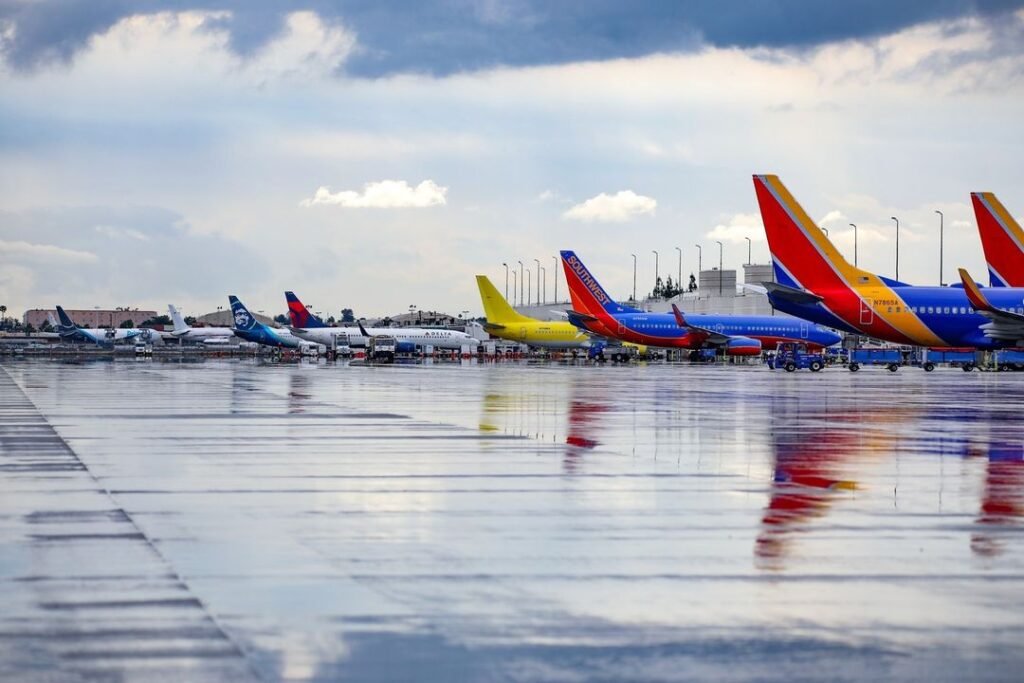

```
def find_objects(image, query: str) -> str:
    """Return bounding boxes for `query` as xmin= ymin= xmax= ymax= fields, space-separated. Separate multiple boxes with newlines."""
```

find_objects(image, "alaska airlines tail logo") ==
xmin=229 ymin=296 xmax=258 ymax=331
xmin=234 ymin=310 xmax=252 ymax=329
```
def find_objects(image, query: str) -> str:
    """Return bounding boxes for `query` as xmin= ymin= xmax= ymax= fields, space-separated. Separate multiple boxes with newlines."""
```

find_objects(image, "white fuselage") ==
xmin=292 ymin=326 xmax=475 ymax=350
xmin=171 ymin=326 xmax=236 ymax=341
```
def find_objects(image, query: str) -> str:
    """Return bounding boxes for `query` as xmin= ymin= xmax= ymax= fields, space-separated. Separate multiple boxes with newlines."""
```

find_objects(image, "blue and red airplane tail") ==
xmin=559 ymin=250 xmax=641 ymax=317
xmin=752 ymin=174 xmax=880 ymax=294
xmin=971 ymin=192 xmax=1024 ymax=287
xmin=285 ymin=291 xmax=327 ymax=328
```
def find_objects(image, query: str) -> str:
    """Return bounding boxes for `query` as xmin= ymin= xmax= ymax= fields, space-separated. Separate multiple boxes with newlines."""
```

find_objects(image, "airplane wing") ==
xmin=959 ymin=268 xmax=1024 ymax=341
xmin=670 ymin=305 xmax=724 ymax=344
xmin=481 ymin=322 xmax=506 ymax=331
xmin=762 ymin=282 xmax=823 ymax=305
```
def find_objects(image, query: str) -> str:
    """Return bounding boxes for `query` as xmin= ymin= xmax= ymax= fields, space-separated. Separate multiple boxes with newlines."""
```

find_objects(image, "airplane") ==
xmin=229 ymin=295 xmax=316 ymax=349
xmin=54 ymin=306 xmax=160 ymax=346
xmin=168 ymin=304 xmax=236 ymax=344
xmin=558 ymin=250 xmax=841 ymax=354
xmin=752 ymin=174 xmax=1024 ymax=350
xmin=284 ymin=291 xmax=477 ymax=351
xmin=475 ymin=275 xmax=594 ymax=350
xmin=971 ymin=192 xmax=1024 ymax=287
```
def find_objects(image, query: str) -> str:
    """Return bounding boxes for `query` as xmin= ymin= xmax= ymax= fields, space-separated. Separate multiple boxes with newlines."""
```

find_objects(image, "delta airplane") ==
xmin=972 ymin=192 xmax=1024 ymax=287
xmin=285 ymin=291 xmax=476 ymax=350
xmin=753 ymin=174 xmax=1024 ymax=349
xmin=559 ymin=251 xmax=841 ymax=353
xmin=229 ymin=295 xmax=314 ymax=349
xmin=168 ymin=304 xmax=235 ymax=344
xmin=54 ymin=306 xmax=159 ymax=346
xmin=475 ymin=276 xmax=594 ymax=350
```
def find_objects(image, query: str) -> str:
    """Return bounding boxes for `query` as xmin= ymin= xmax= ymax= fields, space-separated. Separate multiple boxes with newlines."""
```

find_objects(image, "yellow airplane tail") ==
xmin=476 ymin=275 xmax=532 ymax=325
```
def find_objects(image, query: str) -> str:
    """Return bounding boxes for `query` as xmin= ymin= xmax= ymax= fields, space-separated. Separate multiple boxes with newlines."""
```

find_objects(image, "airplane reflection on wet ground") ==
xmin=2 ymin=357 xmax=1024 ymax=682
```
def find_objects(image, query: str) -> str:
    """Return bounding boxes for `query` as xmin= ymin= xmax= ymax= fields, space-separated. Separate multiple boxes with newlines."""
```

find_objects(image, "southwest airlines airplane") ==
xmin=559 ymin=250 xmax=841 ymax=353
xmin=753 ymin=174 xmax=1024 ymax=349
xmin=285 ymin=291 xmax=476 ymax=350
xmin=54 ymin=306 xmax=158 ymax=345
xmin=475 ymin=275 xmax=594 ymax=350
xmin=229 ymin=295 xmax=312 ymax=349
xmin=972 ymin=192 xmax=1024 ymax=287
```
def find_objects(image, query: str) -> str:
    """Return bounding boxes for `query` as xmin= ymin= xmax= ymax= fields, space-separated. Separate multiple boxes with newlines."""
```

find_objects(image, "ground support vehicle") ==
xmin=768 ymin=342 xmax=825 ymax=372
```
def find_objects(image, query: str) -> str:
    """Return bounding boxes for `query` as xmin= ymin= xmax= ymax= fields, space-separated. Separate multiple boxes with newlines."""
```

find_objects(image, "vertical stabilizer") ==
xmin=971 ymin=192 xmax=1024 ymax=287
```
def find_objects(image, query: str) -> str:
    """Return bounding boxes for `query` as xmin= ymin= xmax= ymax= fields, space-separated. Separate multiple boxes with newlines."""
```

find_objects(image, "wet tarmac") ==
xmin=2 ymin=357 xmax=1023 ymax=682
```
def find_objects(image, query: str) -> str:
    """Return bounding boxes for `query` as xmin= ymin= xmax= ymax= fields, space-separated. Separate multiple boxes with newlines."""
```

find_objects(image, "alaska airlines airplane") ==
xmin=168 ymin=304 xmax=235 ymax=342
xmin=229 ymin=295 xmax=312 ymax=349
xmin=559 ymin=251 xmax=841 ymax=353
xmin=475 ymin=275 xmax=593 ymax=350
xmin=972 ymin=192 xmax=1024 ymax=287
xmin=753 ymin=174 xmax=1024 ymax=349
xmin=54 ymin=306 xmax=158 ymax=345
xmin=285 ymin=291 xmax=476 ymax=350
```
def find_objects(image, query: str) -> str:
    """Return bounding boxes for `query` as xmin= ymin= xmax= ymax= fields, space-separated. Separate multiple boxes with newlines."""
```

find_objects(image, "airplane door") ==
xmin=800 ymin=322 xmax=808 ymax=339
xmin=859 ymin=298 xmax=874 ymax=325
xmin=618 ymin=322 xmax=626 ymax=335
xmin=518 ymin=327 xmax=527 ymax=340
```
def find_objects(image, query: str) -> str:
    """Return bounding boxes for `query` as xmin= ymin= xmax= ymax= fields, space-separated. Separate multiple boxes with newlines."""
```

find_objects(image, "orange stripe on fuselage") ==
xmin=755 ymin=175 xmax=947 ymax=346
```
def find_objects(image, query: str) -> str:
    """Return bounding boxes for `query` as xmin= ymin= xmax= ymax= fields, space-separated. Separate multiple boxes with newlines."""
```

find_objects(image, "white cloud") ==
xmin=94 ymin=225 xmax=150 ymax=241
xmin=0 ymin=240 xmax=98 ymax=264
xmin=705 ymin=213 xmax=765 ymax=244
xmin=300 ymin=180 xmax=448 ymax=208
xmin=563 ymin=190 xmax=656 ymax=222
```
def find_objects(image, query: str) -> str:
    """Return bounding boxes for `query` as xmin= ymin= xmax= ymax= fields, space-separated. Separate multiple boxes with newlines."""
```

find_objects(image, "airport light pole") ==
xmin=511 ymin=270 xmax=517 ymax=306
xmin=502 ymin=262 xmax=509 ymax=300
xmin=540 ymin=266 xmax=546 ymax=304
xmin=534 ymin=259 xmax=541 ymax=305
xmin=526 ymin=269 xmax=531 ymax=308
xmin=517 ymin=260 xmax=524 ymax=306
xmin=821 ymin=226 xmax=829 ymax=237
xmin=552 ymin=255 xmax=559 ymax=303
xmin=675 ymin=246 xmax=682 ymax=296
xmin=935 ymin=210 xmax=944 ymax=286
xmin=695 ymin=244 xmax=702 ymax=275
xmin=744 ymin=237 xmax=751 ymax=265
xmin=631 ymin=253 xmax=637 ymax=301
xmin=850 ymin=223 xmax=858 ymax=266
xmin=715 ymin=241 xmax=723 ymax=294
xmin=652 ymin=250 xmax=659 ymax=297
xmin=891 ymin=216 xmax=900 ymax=281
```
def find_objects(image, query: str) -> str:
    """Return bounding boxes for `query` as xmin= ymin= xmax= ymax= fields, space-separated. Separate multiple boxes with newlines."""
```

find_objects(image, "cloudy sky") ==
xmin=2 ymin=1 xmax=1024 ymax=319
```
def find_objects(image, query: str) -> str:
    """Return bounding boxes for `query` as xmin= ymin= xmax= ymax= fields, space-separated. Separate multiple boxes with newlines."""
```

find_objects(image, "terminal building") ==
xmin=23 ymin=308 xmax=158 ymax=329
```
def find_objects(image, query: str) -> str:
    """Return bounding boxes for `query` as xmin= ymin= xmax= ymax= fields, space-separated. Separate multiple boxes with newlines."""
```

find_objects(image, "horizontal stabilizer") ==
xmin=566 ymin=309 xmax=598 ymax=323
xmin=959 ymin=268 xmax=1024 ymax=321
xmin=763 ymin=282 xmax=823 ymax=305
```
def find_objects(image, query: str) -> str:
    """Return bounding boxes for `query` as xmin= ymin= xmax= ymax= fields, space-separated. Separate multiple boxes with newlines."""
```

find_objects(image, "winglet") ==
xmin=959 ymin=268 xmax=990 ymax=311
xmin=670 ymin=304 xmax=687 ymax=328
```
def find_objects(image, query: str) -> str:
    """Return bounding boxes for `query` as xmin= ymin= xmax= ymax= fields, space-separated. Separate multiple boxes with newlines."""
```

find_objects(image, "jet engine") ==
xmin=725 ymin=337 xmax=762 ymax=356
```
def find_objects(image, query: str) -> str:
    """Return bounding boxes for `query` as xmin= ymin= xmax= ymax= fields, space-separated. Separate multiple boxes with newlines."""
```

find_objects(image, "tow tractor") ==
xmin=769 ymin=342 xmax=825 ymax=372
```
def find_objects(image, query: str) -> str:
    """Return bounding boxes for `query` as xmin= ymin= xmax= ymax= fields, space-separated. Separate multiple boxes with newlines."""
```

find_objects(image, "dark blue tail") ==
xmin=228 ymin=296 xmax=262 ymax=332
